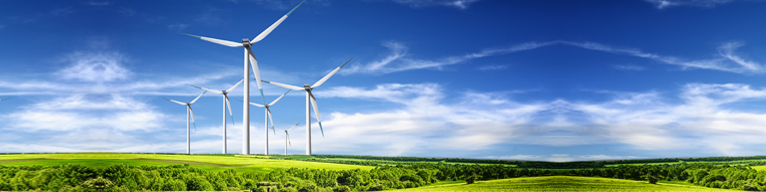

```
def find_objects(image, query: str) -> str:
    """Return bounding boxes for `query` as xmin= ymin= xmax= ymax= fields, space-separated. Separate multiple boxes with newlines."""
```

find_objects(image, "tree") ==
xmin=464 ymin=173 xmax=482 ymax=184
xmin=642 ymin=173 xmax=659 ymax=184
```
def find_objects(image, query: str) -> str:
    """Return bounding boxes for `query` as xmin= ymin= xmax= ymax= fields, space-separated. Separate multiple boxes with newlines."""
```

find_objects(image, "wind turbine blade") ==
xmin=190 ymin=91 xmax=207 ymax=104
xmin=267 ymin=109 xmax=276 ymax=135
xmin=261 ymin=80 xmax=304 ymax=91
xmin=268 ymin=90 xmax=291 ymax=106
xmin=191 ymin=85 xmax=222 ymax=94
xmin=309 ymin=94 xmax=324 ymax=137
xmin=0 ymin=97 xmax=11 ymax=101
xmin=163 ymin=98 xmax=186 ymax=105
xmin=226 ymin=79 xmax=245 ymax=93
xmin=188 ymin=106 xmax=197 ymax=131
xmin=234 ymin=98 xmax=265 ymax=107
xmin=183 ymin=33 xmax=243 ymax=47
xmin=224 ymin=95 xmax=234 ymax=116
xmin=312 ymin=56 xmax=354 ymax=88
xmin=286 ymin=132 xmax=291 ymax=146
xmin=249 ymin=102 xmax=265 ymax=108
xmin=247 ymin=49 xmax=267 ymax=105
xmin=251 ymin=0 xmax=305 ymax=44
xmin=287 ymin=122 xmax=300 ymax=131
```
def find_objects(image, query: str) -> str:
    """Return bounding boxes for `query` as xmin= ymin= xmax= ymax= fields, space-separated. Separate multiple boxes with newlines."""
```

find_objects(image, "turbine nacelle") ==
xmin=242 ymin=39 xmax=251 ymax=47
xmin=304 ymin=84 xmax=312 ymax=91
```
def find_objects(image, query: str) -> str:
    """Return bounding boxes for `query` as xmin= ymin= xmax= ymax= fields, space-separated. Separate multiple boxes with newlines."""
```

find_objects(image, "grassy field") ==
xmin=389 ymin=176 xmax=735 ymax=192
xmin=0 ymin=153 xmax=372 ymax=173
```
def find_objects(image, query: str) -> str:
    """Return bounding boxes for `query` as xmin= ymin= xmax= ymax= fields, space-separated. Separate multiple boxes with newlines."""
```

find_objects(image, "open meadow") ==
xmin=0 ymin=153 xmax=372 ymax=174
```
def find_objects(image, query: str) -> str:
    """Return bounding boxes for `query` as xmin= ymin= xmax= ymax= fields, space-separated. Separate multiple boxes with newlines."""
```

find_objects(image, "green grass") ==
xmin=388 ymin=176 xmax=735 ymax=192
xmin=0 ymin=153 xmax=373 ymax=173
xmin=750 ymin=165 xmax=766 ymax=171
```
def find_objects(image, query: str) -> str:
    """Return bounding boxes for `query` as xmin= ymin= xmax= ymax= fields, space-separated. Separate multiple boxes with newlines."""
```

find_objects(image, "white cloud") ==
xmin=569 ymin=83 xmax=766 ymax=155
xmin=390 ymin=0 xmax=481 ymax=9
xmin=644 ymin=0 xmax=739 ymax=9
xmin=309 ymin=83 xmax=549 ymax=156
xmin=57 ymin=52 xmax=131 ymax=82
xmin=615 ymin=65 xmax=645 ymax=71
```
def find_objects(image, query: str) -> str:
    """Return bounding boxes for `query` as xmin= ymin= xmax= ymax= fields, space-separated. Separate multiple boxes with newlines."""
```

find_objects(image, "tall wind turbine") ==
xmin=277 ymin=122 xmax=300 ymax=155
xmin=164 ymin=91 xmax=206 ymax=155
xmin=182 ymin=0 xmax=306 ymax=155
xmin=262 ymin=56 xmax=354 ymax=155
xmin=238 ymin=90 xmax=291 ymax=155
xmin=191 ymin=79 xmax=244 ymax=154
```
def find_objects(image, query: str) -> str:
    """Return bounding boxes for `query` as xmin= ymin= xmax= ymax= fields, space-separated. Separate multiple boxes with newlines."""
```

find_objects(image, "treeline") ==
xmin=516 ymin=161 xmax=605 ymax=169
xmin=0 ymin=163 xmax=537 ymax=192
xmin=305 ymin=154 xmax=518 ymax=165
xmin=602 ymin=156 xmax=766 ymax=165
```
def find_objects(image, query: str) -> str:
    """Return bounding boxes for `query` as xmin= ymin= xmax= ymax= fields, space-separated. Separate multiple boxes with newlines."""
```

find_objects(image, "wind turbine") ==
xmin=191 ymin=79 xmax=244 ymax=154
xmin=261 ymin=56 xmax=354 ymax=155
xmin=163 ymin=91 xmax=206 ymax=155
xmin=182 ymin=0 xmax=305 ymax=155
xmin=277 ymin=122 xmax=300 ymax=155
xmin=238 ymin=90 xmax=291 ymax=155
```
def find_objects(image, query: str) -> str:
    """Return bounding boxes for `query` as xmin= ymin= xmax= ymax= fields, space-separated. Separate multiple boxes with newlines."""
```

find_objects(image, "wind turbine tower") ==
xmin=239 ymin=90 xmax=290 ymax=155
xmin=192 ymin=79 xmax=244 ymax=154
xmin=163 ymin=91 xmax=206 ymax=154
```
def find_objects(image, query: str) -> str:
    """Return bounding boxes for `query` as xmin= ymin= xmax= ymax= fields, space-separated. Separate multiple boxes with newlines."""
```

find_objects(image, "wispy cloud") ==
xmin=345 ymin=41 xmax=763 ymax=75
xmin=562 ymin=41 xmax=764 ymax=74
xmin=614 ymin=65 xmax=645 ymax=71
xmin=57 ymin=52 xmax=131 ymax=83
xmin=477 ymin=65 xmax=508 ymax=71
xmin=342 ymin=41 xmax=553 ymax=75
xmin=643 ymin=0 xmax=740 ymax=9
xmin=389 ymin=0 xmax=481 ymax=9
xmin=50 ymin=7 xmax=75 ymax=16
xmin=167 ymin=23 xmax=190 ymax=32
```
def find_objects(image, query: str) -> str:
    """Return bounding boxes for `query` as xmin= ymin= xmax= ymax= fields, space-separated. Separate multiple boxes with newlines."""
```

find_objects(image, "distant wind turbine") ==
xmin=182 ymin=0 xmax=306 ymax=155
xmin=191 ymin=79 xmax=244 ymax=154
xmin=163 ymin=91 xmax=206 ymax=155
xmin=237 ymin=90 xmax=291 ymax=155
xmin=262 ymin=56 xmax=354 ymax=155
xmin=277 ymin=122 xmax=300 ymax=155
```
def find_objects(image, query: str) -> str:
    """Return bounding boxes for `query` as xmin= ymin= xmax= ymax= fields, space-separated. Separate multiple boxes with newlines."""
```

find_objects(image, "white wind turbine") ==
xmin=238 ymin=90 xmax=291 ymax=155
xmin=183 ymin=0 xmax=305 ymax=155
xmin=276 ymin=122 xmax=300 ymax=155
xmin=261 ymin=56 xmax=354 ymax=155
xmin=191 ymin=79 xmax=244 ymax=154
xmin=164 ymin=91 xmax=207 ymax=155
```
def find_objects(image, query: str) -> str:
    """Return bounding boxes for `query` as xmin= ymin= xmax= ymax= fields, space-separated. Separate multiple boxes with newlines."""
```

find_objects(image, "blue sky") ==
xmin=2 ymin=0 xmax=766 ymax=162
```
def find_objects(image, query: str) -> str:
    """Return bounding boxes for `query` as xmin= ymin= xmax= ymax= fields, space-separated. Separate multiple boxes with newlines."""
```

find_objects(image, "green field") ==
xmin=0 ymin=153 xmax=372 ymax=173
xmin=389 ymin=176 xmax=734 ymax=192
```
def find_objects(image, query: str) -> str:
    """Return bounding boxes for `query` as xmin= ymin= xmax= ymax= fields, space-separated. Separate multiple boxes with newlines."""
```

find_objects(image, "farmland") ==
xmin=390 ymin=176 xmax=735 ymax=192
